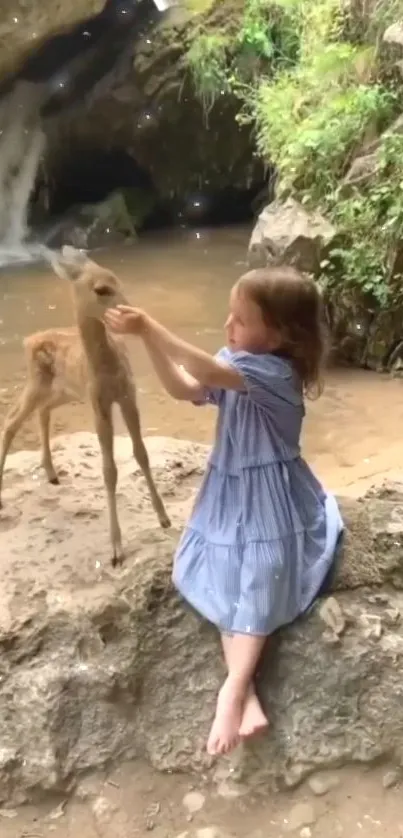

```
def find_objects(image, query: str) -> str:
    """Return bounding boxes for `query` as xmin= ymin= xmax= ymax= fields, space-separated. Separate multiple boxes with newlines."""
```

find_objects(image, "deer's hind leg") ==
xmin=0 ymin=384 xmax=41 ymax=507
xmin=38 ymin=406 xmax=59 ymax=484
xmin=119 ymin=390 xmax=171 ymax=530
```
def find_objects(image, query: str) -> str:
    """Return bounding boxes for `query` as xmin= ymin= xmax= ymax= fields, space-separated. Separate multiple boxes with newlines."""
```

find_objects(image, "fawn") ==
xmin=0 ymin=245 xmax=171 ymax=565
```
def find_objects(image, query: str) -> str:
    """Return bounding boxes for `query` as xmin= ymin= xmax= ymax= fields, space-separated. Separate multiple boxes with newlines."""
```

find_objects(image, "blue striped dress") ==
xmin=173 ymin=348 xmax=344 ymax=636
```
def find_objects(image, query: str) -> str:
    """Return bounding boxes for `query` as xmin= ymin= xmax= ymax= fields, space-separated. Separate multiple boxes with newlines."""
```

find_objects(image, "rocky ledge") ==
xmin=1 ymin=432 xmax=403 ymax=805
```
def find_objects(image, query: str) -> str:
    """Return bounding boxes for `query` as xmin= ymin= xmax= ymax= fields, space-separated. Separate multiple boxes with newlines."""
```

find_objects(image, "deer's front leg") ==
xmin=91 ymin=397 xmax=123 ymax=566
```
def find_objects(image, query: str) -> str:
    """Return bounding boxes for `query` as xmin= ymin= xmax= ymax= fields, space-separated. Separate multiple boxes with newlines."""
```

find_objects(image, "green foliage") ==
xmin=185 ymin=0 xmax=301 ymax=111
xmin=247 ymin=0 xmax=403 ymax=309
xmin=323 ymin=134 xmax=403 ymax=307
xmin=186 ymin=33 xmax=230 ymax=113
xmin=186 ymin=0 xmax=403 ymax=310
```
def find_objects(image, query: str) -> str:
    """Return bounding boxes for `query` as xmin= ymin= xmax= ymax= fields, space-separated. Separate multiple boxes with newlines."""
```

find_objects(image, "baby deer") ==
xmin=0 ymin=246 xmax=171 ymax=565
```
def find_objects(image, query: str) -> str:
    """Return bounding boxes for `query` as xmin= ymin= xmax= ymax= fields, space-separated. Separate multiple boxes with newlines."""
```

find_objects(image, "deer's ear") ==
xmin=49 ymin=246 xmax=88 ymax=281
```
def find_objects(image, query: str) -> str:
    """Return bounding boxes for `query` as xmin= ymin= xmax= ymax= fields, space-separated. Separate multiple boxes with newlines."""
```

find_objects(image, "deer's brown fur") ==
xmin=0 ymin=246 xmax=170 ymax=565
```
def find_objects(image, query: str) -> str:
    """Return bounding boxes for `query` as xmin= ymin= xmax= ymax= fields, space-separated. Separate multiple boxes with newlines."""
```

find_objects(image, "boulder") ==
xmin=44 ymin=190 xmax=137 ymax=250
xmin=248 ymin=198 xmax=336 ymax=275
xmin=1 ymin=432 xmax=403 ymax=803
xmin=383 ymin=22 xmax=403 ymax=48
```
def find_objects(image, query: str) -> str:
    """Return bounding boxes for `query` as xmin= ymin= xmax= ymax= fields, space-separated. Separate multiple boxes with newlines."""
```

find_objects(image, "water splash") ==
xmin=0 ymin=82 xmax=47 ymax=267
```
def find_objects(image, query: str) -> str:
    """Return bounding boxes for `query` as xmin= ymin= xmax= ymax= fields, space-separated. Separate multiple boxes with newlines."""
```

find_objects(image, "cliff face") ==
xmin=0 ymin=0 xmax=262 ymax=214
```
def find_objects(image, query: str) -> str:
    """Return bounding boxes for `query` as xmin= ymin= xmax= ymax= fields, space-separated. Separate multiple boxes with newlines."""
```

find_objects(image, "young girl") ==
xmin=104 ymin=265 xmax=343 ymax=758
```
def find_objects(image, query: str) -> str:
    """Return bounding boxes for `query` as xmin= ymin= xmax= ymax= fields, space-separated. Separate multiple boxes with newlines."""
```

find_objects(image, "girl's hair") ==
xmin=238 ymin=265 xmax=327 ymax=398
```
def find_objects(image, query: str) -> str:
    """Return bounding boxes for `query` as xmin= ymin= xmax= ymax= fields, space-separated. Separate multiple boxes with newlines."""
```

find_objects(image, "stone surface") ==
xmin=383 ymin=769 xmax=400 ymax=789
xmin=308 ymin=772 xmax=340 ymax=797
xmin=1 ymin=433 xmax=403 ymax=804
xmin=248 ymin=198 xmax=336 ymax=275
xmin=182 ymin=791 xmax=206 ymax=813
xmin=285 ymin=803 xmax=316 ymax=832
xmin=0 ymin=0 xmax=263 ymax=209
xmin=45 ymin=190 xmax=137 ymax=250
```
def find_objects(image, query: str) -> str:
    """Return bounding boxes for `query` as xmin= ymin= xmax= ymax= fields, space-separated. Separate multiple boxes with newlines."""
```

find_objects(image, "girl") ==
xmin=104 ymin=265 xmax=343 ymax=758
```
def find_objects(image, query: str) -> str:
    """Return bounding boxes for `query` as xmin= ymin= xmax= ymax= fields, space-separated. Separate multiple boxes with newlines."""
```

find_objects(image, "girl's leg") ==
xmin=207 ymin=633 xmax=267 ymax=756
xmin=221 ymin=634 xmax=268 ymax=738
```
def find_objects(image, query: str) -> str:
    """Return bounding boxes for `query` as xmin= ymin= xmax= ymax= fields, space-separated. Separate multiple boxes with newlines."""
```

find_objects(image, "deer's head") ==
xmin=50 ymin=246 xmax=129 ymax=319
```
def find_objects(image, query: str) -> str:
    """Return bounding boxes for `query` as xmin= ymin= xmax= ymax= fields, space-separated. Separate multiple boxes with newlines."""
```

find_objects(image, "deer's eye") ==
xmin=95 ymin=285 xmax=113 ymax=296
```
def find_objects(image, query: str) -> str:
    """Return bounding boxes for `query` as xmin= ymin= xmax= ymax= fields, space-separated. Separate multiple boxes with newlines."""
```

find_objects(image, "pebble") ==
xmin=182 ymin=791 xmax=206 ymax=813
xmin=196 ymin=828 xmax=230 ymax=838
xmin=383 ymin=769 xmax=400 ymax=789
xmin=300 ymin=829 xmax=312 ymax=838
xmin=92 ymin=796 xmax=118 ymax=824
xmin=285 ymin=803 xmax=316 ymax=832
xmin=308 ymin=771 xmax=340 ymax=796
xmin=319 ymin=597 xmax=346 ymax=637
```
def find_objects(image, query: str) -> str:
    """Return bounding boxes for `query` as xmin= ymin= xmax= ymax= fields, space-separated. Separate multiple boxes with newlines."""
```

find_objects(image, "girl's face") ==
xmin=225 ymin=284 xmax=278 ymax=353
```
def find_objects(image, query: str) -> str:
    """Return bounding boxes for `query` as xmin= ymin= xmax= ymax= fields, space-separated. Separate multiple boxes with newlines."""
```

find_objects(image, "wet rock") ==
xmin=45 ymin=190 xmax=137 ymax=250
xmin=285 ymin=802 xmax=316 ymax=832
xmin=182 ymin=791 xmax=206 ymax=813
xmin=308 ymin=771 xmax=340 ymax=796
xmin=248 ymin=198 xmax=336 ymax=275
xmin=2 ymin=435 xmax=403 ymax=803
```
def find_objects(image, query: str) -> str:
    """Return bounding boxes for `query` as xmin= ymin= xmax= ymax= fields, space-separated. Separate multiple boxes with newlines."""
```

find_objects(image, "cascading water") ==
xmin=0 ymin=81 xmax=46 ymax=266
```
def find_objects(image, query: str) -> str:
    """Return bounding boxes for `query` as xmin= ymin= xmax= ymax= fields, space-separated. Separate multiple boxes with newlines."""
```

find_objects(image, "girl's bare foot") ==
xmin=239 ymin=689 xmax=268 ymax=739
xmin=207 ymin=677 xmax=244 ymax=756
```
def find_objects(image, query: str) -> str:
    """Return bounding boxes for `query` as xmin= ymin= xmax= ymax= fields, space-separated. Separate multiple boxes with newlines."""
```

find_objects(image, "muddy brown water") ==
xmin=1 ymin=225 xmax=403 ymax=837
xmin=1 ymin=225 xmax=403 ymax=495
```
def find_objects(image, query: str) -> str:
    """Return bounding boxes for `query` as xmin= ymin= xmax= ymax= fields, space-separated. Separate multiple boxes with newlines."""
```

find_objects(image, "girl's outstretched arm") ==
xmin=143 ymin=335 xmax=205 ymax=401
xmin=105 ymin=306 xmax=245 ymax=391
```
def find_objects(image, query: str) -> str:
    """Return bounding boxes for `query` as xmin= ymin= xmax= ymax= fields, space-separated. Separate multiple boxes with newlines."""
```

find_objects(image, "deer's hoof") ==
xmin=49 ymin=476 xmax=60 ymax=486
xmin=160 ymin=514 xmax=171 ymax=530
xmin=111 ymin=550 xmax=125 ymax=568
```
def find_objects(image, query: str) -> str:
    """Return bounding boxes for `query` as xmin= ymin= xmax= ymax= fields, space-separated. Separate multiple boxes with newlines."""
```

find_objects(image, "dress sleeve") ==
xmin=191 ymin=348 xmax=226 ymax=407
xmin=227 ymin=350 xmax=303 ymax=411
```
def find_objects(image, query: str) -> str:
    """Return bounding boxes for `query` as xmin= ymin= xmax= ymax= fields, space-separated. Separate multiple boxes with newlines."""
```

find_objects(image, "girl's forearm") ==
xmin=143 ymin=334 xmax=204 ymax=401
xmin=143 ymin=316 xmax=243 ymax=390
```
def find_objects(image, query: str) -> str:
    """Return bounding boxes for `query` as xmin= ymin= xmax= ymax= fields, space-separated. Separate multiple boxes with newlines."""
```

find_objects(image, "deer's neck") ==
xmin=76 ymin=315 xmax=115 ymax=371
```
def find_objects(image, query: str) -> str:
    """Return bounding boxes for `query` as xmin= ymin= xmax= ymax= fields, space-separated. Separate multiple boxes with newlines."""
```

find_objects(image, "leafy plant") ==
xmin=186 ymin=0 xmax=403 ymax=311
xmin=186 ymin=32 xmax=230 ymax=113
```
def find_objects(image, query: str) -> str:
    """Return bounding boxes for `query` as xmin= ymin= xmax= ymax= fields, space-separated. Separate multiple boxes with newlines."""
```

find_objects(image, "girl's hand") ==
xmin=104 ymin=305 xmax=146 ymax=336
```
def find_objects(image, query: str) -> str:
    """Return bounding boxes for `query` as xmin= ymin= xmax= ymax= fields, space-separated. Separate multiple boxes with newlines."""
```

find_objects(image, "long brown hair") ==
xmin=237 ymin=266 xmax=327 ymax=398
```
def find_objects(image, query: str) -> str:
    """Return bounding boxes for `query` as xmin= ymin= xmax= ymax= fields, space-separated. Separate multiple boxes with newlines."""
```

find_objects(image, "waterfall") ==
xmin=0 ymin=81 xmax=46 ymax=266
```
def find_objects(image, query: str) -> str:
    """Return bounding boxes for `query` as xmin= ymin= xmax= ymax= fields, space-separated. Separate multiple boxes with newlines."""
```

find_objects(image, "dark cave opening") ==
xmin=47 ymin=147 xmax=155 ymax=216
xmin=38 ymin=146 xmax=271 ymax=236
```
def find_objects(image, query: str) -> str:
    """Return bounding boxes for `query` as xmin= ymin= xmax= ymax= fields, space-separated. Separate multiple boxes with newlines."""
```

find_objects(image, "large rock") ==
xmin=0 ymin=2 xmax=104 ymax=79
xmin=248 ymin=198 xmax=336 ymax=275
xmin=44 ymin=190 xmax=137 ymax=249
xmin=2 ymin=432 xmax=403 ymax=803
